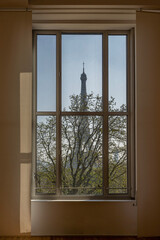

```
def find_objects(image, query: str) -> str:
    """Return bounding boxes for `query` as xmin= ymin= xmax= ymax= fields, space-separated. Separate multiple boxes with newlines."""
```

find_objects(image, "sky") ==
xmin=37 ymin=34 xmax=126 ymax=112
xmin=62 ymin=34 xmax=102 ymax=110
xmin=108 ymin=35 xmax=126 ymax=110
xmin=37 ymin=35 xmax=56 ymax=112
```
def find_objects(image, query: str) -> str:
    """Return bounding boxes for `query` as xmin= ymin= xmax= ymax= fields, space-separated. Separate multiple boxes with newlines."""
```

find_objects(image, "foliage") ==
xmin=36 ymin=94 xmax=127 ymax=195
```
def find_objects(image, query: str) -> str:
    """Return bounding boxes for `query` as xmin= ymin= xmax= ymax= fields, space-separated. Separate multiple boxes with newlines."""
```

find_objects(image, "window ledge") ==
xmin=31 ymin=199 xmax=137 ymax=204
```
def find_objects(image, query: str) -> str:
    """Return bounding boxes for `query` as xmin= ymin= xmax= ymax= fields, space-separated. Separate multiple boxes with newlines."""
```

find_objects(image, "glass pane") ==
xmin=62 ymin=34 xmax=102 ymax=112
xmin=37 ymin=35 xmax=56 ymax=112
xmin=36 ymin=116 xmax=56 ymax=194
xmin=108 ymin=35 xmax=127 ymax=112
xmin=61 ymin=115 xmax=103 ymax=195
xmin=108 ymin=116 xmax=128 ymax=194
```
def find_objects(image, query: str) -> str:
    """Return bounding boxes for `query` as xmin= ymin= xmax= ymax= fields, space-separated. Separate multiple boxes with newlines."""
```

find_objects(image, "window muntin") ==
xmin=33 ymin=31 xmax=134 ymax=200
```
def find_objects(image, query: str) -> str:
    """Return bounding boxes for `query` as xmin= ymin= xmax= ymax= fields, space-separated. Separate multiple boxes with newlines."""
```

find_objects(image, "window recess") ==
xmin=32 ymin=30 xmax=135 ymax=200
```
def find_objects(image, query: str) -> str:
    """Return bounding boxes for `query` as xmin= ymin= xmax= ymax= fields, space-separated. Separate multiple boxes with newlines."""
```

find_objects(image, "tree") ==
xmin=36 ymin=94 xmax=127 ymax=195
xmin=36 ymin=116 xmax=56 ymax=193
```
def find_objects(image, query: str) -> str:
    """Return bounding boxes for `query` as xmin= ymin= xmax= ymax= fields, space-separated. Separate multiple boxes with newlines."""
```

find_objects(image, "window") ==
xmin=32 ymin=30 xmax=135 ymax=200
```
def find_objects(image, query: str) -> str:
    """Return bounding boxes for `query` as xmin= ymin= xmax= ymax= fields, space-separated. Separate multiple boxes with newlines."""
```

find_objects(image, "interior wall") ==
xmin=31 ymin=201 xmax=137 ymax=236
xmin=0 ymin=0 xmax=28 ymax=8
xmin=136 ymin=11 xmax=160 ymax=237
xmin=0 ymin=1 xmax=160 ymax=237
xmin=29 ymin=0 xmax=160 ymax=7
xmin=0 ymin=11 xmax=32 ymax=235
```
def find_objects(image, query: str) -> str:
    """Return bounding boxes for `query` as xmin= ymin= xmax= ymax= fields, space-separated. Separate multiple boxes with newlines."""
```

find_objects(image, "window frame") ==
xmin=32 ymin=29 xmax=135 ymax=200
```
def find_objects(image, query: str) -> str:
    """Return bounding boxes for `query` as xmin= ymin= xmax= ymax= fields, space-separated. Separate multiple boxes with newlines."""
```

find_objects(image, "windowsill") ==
xmin=31 ymin=199 xmax=136 ymax=203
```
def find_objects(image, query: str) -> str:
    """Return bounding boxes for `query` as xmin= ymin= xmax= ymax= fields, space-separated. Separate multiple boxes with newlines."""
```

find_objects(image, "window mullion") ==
xmin=32 ymin=32 xmax=37 ymax=198
xmin=103 ymin=32 xmax=108 ymax=197
xmin=56 ymin=32 xmax=62 ymax=195
xmin=126 ymin=32 xmax=130 ymax=198
xmin=128 ymin=29 xmax=135 ymax=198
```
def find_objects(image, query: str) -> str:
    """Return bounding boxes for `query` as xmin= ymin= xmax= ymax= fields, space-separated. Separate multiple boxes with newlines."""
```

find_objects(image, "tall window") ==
xmin=33 ymin=30 xmax=135 ymax=199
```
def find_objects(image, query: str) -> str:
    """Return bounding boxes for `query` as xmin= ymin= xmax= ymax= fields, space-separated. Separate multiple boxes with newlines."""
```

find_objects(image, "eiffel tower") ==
xmin=80 ymin=62 xmax=88 ymax=111
xmin=79 ymin=62 xmax=90 ymax=149
xmin=71 ymin=63 xmax=92 ymax=193
xmin=73 ymin=63 xmax=91 ymax=169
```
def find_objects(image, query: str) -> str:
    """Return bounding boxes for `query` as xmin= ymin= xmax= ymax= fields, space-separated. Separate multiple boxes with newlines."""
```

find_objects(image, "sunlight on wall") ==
xmin=20 ymin=72 xmax=32 ymax=233
xmin=20 ymin=72 xmax=32 ymax=153
xmin=20 ymin=162 xmax=31 ymax=233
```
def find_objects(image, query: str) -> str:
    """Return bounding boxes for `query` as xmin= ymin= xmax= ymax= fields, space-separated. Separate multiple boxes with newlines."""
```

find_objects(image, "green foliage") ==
xmin=36 ymin=116 xmax=56 ymax=193
xmin=36 ymin=94 xmax=127 ymax=196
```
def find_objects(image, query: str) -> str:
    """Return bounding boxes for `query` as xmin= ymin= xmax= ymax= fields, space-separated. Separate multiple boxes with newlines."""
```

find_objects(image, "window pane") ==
xmin=36 ymin=116 xmax=56 ymax=194
xmin=61 ymin=115 xmax=103 ymax=195
xmin=62 ymin=34 xmax=102 ymax=112
xmin=108 ymin=116 xmax=128 ymax=194
xmin=37 ymin=35 xmax=56 ymax=112
xmin=108 ymin=35 xmax=127 ymax=112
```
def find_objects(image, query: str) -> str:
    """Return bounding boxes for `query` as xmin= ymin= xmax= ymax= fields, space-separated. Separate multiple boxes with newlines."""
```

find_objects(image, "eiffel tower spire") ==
xmin=80 ymin=62 xmax=87 ymax=97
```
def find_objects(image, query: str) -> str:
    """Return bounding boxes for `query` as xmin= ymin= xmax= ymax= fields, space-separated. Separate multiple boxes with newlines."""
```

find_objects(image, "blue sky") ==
xmin=37 ymin=35 xmax=56 ymax=111
xmin=62 ymin=34 xmax=102 ymax=110
xmin=37 ymin=34 xmax=126 ymax=112
xmin=108 ymin=35 xmax=126 ymax=110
